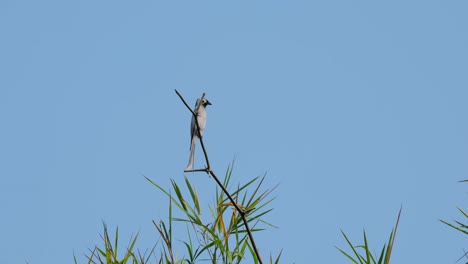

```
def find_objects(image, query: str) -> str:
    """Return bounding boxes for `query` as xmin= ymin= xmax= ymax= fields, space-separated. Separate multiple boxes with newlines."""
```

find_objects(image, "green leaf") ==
xmin=339 ymin=229 xmax=365 ymax=264
xmin=363 ymin=231 xmax=371 ymax=263
xmin=185 ymin=176 xmax=201 ymax=215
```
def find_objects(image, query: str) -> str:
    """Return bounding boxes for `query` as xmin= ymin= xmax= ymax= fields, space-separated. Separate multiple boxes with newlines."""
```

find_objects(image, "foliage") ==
xmin=336 ymin=208 xmax=401 ymax=264
xmin=440 ymin=208 xmax=468 ymax=236
xmin=74 ymin=224 xmax=156 ymax=264
xmin=77 ymin=164 xmax=280 ymax=264
xmin=440 ymin=180 xmax=468 ymax=263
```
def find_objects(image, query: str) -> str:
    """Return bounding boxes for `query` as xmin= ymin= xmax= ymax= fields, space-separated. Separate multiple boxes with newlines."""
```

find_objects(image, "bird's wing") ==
xmin=189 ymin=98 xmax=201 ymax=147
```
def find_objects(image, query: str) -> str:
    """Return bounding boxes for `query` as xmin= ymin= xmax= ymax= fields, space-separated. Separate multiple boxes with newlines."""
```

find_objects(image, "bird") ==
xmin=185 ymin=97 xmax=212 ymax=171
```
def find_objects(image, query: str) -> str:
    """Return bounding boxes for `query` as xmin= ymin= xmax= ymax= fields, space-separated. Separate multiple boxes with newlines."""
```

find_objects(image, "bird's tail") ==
xmin=185 ymin=136 xmax=198 ymax=171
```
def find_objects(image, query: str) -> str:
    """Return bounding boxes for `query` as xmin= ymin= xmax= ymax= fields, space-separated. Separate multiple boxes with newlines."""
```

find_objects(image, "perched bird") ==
xmin=185 ymin=97 xmax=212 ymax=171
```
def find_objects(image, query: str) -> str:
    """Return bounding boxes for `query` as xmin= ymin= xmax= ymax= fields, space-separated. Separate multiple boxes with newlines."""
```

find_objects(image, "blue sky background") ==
xmin=1 ymin=1 xmax=467 ymax=263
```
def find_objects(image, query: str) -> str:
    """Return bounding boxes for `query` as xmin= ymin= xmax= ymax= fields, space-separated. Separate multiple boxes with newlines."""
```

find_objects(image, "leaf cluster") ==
xmin=79 ymin=164 xmax=280 ymax=264
xmin=336 ymin=208 xmax=401 ymax=264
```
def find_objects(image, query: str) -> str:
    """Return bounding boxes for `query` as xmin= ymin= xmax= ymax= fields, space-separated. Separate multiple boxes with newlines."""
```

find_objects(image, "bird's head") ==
xmin=200 ymin=98 xmax=212 ymax=107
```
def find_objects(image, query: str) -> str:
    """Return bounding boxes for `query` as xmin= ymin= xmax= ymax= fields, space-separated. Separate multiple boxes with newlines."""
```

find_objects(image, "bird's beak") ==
xmin=206 ymin=100 xmax=212 ymax=106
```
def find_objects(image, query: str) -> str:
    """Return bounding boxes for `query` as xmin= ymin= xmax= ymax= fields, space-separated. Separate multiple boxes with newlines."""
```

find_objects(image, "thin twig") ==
xmin=175 ymin=89 xmax=263 ymax=264
xmin=183 ymin=168 xmax=209 ymax=173
xmin=152 ymin=220 xmax=175 ymax=264
xmin=207 ymin=168 xmax=263 ymax=263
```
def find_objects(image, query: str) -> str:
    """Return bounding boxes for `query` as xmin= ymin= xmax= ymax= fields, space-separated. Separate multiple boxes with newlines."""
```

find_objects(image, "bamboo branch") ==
xmin=175 ymin=89 xmax=263 ymax=264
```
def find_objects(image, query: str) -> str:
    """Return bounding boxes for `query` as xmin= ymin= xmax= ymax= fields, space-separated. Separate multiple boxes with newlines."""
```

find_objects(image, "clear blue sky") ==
xmin=1 ymin=1 xmax=467 ymax=263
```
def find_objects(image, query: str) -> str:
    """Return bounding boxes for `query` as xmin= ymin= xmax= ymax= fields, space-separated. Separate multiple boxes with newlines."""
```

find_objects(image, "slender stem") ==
xmin=207 ymin=168 xmax=263 ymax=264
xmin=152 ymin=220 xmax=175 ymax=263
xmin=183 ymin=168 xmax=208 ymax=173
xmin=175 ymin=89 xmax=263 ymax=264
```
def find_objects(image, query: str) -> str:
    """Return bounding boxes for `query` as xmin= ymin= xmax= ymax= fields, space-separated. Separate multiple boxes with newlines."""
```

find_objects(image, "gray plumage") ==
xmin=185 ymin=97 xmax=211 ymax=171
